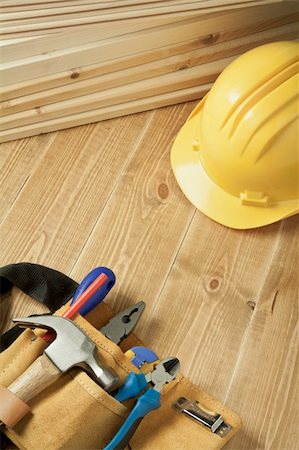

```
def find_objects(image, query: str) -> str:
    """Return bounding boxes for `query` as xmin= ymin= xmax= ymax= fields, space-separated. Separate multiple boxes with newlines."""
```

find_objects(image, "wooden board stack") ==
xmin=0 ymin=0 xmax=298 ymax=143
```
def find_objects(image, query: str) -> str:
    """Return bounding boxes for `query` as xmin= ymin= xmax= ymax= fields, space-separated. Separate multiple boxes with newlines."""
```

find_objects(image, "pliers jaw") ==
xmin=145 ymin=357 xmax=180 ymax=392
xmin=103 ymin=357 xmax=180 ymax=450
xmin=100 ymin=301 xmax=145 ymax=344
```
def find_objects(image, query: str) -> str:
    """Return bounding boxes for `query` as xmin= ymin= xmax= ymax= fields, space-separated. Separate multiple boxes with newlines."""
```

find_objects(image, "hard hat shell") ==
xmin=171 ymin=41 xmax=299 ymax=229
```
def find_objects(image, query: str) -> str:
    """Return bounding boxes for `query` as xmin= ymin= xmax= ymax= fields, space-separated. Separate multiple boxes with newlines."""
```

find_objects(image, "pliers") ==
xmin=100 ymin=301 xmax=145 ymax=345
xmin=104 ymin=357 xmax=180 ymax=450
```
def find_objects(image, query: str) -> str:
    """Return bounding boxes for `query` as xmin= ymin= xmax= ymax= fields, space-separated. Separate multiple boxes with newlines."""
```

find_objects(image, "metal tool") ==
xmin=0 ymin=315 xmax=119 ymax=427
xmin=100 ymin=301 xmax=145 ymax=344
xmin=125 ymin=346 xmax=159 ymax=373
xmin=13 ymin=315 xmax=118 ymax=390
xmin=70 ymin=267 xmax=115 ymax=316
xmin=174 ymin=397 xmax=232 ymax=437
xmin=104 ymin=357 xmax=180 ymax=450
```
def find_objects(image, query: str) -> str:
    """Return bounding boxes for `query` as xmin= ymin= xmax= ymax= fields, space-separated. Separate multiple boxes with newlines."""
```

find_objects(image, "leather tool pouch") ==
xmin=0 ymin=264 xmax=242 ymax=450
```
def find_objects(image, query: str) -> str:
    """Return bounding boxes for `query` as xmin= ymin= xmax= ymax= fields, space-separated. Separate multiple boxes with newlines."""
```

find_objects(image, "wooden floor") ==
xmin=0 ymin=102 xmax=298 ymax=450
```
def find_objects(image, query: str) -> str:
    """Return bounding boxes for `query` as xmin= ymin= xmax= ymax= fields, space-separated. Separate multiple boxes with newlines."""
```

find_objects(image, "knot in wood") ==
xmin=179 ymin=64 xmax=190 ymax=70
xmin=204 ymin=276 xmax=222 ymax=293
xmin=157 ymin=183 xmax=169 ymax=200
xmin=203 ymin=33 xmax=220 ymax=45
xmin=209 ymin=278 xmax=219 ymax=290
xmin=247 ymin=301 xmax=256 ymax=311
xmin=70 ymin=71 xmax=80 ymax=79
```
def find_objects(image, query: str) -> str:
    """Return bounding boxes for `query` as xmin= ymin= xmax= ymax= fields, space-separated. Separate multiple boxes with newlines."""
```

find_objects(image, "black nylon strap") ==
xmin=0 ymin=263 xmax=79 ymax=352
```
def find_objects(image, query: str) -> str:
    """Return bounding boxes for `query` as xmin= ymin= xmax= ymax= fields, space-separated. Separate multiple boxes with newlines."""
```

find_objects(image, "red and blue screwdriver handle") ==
xmin=104 ymin=388 xmax=161 ymax=450
xmin=42 ymin=268 xmax=115 ymax=342
xmin=71 ymin=267 xmax=115 ymax=315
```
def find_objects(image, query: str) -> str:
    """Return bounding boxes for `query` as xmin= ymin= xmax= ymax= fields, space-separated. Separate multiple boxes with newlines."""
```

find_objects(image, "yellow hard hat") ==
xmin=171 ymin=41 xmax=299 ymax=229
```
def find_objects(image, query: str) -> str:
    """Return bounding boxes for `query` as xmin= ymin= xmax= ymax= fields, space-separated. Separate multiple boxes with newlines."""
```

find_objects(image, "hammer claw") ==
xmin=12 ymin=315 xmax=119 ymax=391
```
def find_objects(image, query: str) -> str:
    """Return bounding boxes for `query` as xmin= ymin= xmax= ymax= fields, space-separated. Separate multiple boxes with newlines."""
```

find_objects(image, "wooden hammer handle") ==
xmin=8 ymin=354 xmax=61 ymax=404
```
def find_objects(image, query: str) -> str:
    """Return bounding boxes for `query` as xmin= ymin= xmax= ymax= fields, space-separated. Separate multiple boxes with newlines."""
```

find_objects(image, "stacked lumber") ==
xmin=0 ymin=0 xmax=285 ymax=39
xmin=0 ymin=1 xmax=298 ymax=143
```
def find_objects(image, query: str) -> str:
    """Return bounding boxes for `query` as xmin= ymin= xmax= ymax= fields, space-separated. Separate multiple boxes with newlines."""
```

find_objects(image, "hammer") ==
xmin=0 ymin=315 xmax=119 ymax=428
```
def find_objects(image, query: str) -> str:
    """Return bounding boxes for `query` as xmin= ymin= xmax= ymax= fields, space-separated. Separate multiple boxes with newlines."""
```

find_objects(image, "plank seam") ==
xmin=143 ymin=207 xmax=197 ymax=336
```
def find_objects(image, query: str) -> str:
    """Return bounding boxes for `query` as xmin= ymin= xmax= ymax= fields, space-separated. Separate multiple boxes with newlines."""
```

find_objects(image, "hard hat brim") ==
xmin=171 ymin=110 xmax=299 ymax=230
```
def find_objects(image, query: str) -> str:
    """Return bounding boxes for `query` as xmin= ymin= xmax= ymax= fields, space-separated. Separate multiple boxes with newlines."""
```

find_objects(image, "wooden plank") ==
xmin=1 ymin=0 xmax=261 ymax=5
xmin=0 ymin=0 xmax=270 ymax=20
xmin=0 ymin=19 xmax=197 ymax=82
xmin=221 ymin=217 xmax=299 ymax=450
xmin=66 ymin=103 xmax=197 ymax=315
xmin=1 ymin=36 xmax=206 ymax=100
xmin=1 ymin=22 xmax=296 ymax=114
xmin=1 ymin=0 xmax=175 ymax=11
xmin=1 ymin=0 xmax=260 ymax=11
xmin=0 ymin=133 xmax=55 ymax=223
xmin=1 ymin=3 xmax=295 ymax=86
xmin=0 ymin=0 xmax=259 ymax=23
xmin=0 ymin=5 xmax=222 ymax=34
xmin=0 ymin=14 xmax=188 ymax=62
xmin=1 ymin=8 xmax=295 ymax=102
xmin=2 ymin=0 xmax=235 ymax=6
xmin=0 ymin=110 xmax=152 ymax=271
xmin=1 ymin=0 xmax=269 ymax=25
xmin=0 ymin=84 xmax=211 ymax=142
xmin=1 ymin=2 xmax=215 ymax=26
xmin=0 ymin=0 xmax=283 ymax=39
xmin=0 ymin=2 xmax=289 ymax=61
xmin=0 ymin=36 xmax=41 ymax=46
xmin=0 ymin=56 xmax=233 ymax=131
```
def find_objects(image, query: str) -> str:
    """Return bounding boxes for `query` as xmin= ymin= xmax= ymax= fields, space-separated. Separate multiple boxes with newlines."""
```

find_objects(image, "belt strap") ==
xmin=0 ymin=263 xmax=78 ymax=352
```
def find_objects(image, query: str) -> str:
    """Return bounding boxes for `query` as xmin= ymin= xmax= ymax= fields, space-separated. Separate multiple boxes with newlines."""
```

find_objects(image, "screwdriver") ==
xmin=43 ymin=270 xmax=113 ymax=342
xmin=70 ymin=266 xmax=115 ymax=315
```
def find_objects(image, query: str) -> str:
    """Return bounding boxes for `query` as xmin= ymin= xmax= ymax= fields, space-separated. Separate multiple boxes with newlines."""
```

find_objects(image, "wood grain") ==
xmin=0 ymin=3 xmax=296 ymax=145
xmin=0 ymin=84 xmax=212 ymax=142
xmin=2 ymin=8 xmax=294 ymax=101
xmin=0 ymin=14 xmax=186 ymax=61
xmin=0 ymin=0 xmax=280 ymax=39
xmin=1 ymin=21 xmax=295 ymax=115
xmin=0 ymin=0 xmax=261 ymax=24
xmin=0 ymin=133 xmax=55 ymax=222
xmin=0 ymin=56 xmax=234 ymax=130
xmin=2 ymin=4 xmax=294 ymax=86
xmin=0 ymin=101 xmax=298 ymax=450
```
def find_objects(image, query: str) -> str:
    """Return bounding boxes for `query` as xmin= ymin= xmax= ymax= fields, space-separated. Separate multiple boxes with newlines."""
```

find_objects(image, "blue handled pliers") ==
xmin=104 ymin=357 xmax=180 ymax=450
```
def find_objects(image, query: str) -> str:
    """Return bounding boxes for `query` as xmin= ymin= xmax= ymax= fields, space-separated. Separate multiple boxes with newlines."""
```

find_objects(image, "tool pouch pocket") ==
xmin=0 ymin=300 xmax=139 ymax=450
xmin=0 ymin=301 xmax=241 ymax=450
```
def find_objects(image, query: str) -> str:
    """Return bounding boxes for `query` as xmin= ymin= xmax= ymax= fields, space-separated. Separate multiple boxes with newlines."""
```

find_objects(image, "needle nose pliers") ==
xmin=104 ymin=357 xmax=180 ymax=450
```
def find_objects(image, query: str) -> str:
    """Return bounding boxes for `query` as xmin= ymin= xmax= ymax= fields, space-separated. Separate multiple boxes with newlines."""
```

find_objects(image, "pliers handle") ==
xmin=104 ymin=389 xmax=161 ymax=450
xmin=104 ymin=357 xmax=180 ymax=450
xmin=114 ymin=372 xmax=147 ymax=403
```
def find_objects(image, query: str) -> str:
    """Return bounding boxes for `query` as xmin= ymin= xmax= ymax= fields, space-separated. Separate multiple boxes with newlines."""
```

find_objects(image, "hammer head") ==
xmin=13 ymin=315 xmax=119 ymax=392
